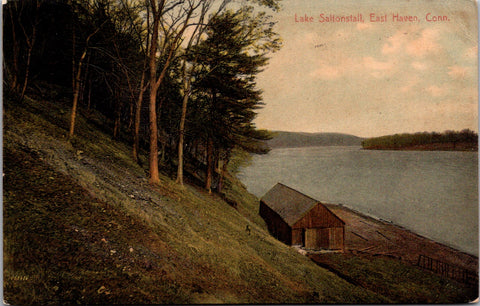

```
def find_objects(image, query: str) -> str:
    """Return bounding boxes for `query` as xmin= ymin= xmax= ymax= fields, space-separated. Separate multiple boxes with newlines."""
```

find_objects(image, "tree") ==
xmin=175 ymin=0 xmax=231 ymax=186
xmin=114 ymin=0 xmax=152 ymax=163
xmin=2 ymin=0 xmax=282 ymax=190
xmin=192 ymin=7 xmax=280 ymax=192
xmin=18 ymin=0 xmax=41 ymax=100
xmin=146 ymin=0 xmax=207 ymax=184
xmin=68 ymin=0 xmax=108 ymax=138
xmin=3 ymin=0 xmax=41 ymax=99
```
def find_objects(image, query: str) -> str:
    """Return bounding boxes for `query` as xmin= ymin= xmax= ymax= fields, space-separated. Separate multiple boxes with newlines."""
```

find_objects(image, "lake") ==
xmin=238 ymin=146 xmax=479 ymax=256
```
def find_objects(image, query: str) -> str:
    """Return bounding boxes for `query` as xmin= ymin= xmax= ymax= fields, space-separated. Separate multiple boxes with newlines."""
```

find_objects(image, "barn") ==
xmin=259 ymin=183 xmax=345 ymax=251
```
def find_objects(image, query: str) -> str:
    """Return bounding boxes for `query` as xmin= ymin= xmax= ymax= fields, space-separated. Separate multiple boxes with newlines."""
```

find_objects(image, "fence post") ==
xmin=416 ymin=254 xmax=478 ymax=286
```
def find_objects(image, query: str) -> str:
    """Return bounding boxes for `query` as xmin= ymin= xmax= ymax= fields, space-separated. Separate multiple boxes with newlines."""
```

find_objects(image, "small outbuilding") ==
xmin=259 ymin=183 xmax=345 ymax=251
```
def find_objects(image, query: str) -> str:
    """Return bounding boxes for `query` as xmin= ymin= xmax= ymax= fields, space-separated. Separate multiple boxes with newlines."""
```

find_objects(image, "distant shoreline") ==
xmin=267 ymin=131 xmax=364 ymax=148
xmin=270 ymin=144 xmax=362 ymax=149
xmin=362 ymin=141 xmax=478 ymax=152
xmin=361 ymin=130 xmax=478 ymax=152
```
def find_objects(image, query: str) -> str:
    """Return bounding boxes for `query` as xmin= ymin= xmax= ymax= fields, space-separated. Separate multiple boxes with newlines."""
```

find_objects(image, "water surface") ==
xmin=238 ymin=146 xmax=478 ymax=256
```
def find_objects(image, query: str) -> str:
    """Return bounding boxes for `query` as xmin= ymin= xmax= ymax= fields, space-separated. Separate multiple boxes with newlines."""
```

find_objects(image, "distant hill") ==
xmin=362 ymin=130 xmax=478 ymax=151
xmin=268 ymin=131 xmax=364 ymax=148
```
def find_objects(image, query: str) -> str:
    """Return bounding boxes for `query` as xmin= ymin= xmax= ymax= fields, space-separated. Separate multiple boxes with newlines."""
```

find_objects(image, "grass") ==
xmin=3 ymin=92 xmax=476 ymax=304
xmin=3 ymin=146 xmax=190 ymax=304
xmin=310 ymin=253 xmax=478 ymax=303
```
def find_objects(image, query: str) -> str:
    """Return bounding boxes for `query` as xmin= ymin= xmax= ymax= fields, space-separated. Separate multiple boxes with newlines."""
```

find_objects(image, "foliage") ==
xmin=362 ymin=129 xmax=478 ymax=151
xmin=2 ymin=0 xmax=280 ymax=190
xmin=184 ymin=7 xmax=278 ymax=189
xmin=268 ymin=131 xmax=364 ymax=148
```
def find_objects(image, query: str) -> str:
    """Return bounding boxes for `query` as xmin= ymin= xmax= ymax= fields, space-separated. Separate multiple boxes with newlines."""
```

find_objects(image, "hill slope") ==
xmin=3 ymin=95 xmax=475 ymax=304
xmin=268 ymin=131 xmax=363 ymax=148
xmin=3 ymin=95 xmax=384 ymax=304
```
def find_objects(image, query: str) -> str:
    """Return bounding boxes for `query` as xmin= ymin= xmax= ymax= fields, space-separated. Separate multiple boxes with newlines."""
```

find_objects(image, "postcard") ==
xmin=2 ymin=0 xmax=478 ymax=304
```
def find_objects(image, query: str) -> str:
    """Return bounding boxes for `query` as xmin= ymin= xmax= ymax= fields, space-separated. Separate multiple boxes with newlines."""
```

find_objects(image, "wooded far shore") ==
xmin=361 ymin=130 xmax=478 ymax=151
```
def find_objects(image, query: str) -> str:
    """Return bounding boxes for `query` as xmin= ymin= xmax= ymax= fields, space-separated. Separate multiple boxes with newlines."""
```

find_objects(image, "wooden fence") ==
xmin=416 ymin=254 xmax=478 ymax=286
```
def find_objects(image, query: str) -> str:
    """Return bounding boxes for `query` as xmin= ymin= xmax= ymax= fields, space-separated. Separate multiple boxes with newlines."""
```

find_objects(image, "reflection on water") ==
xmin=238 ymin=146 xmax=478 ymax=256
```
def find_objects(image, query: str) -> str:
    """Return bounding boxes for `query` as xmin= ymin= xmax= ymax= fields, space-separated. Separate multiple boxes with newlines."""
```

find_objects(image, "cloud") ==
xmin=411 ymin=61 xmax=428 ymax=71
xmin=356 ymin=23 xmax=373 ymax=31
xmin=433 ymin=100 xmax=478 ymax=115
xmin=363 ymin=57 xmax=393 ymax=70
xmin=400 ymin=77 xmax=421 ymax=93
xmin=464 ymin=46 xmax=478 ymax=59
xmin=425 ymin=85 xmax=448 ymax=97
xmin=382 ymin=31 xmax=407 ymax=55
xmin=302 ymin=32 xmax=320 ymax=44
xmin=363 ymin=57 xmax=395 ymax=78
xmin=448 ymin=65 xmax=469 ymax=79
xmin=309 ymin=54 xmax=397 ymax=80
xmin=309 ymin=65 xmax=342 ymax=80
xmin=308 ymin=51 xmax=360 ymax=80
xmin=382 ymin=28 xmax=441 ymax=58
xmin=406 ymin=28 xmax=441 ymax=57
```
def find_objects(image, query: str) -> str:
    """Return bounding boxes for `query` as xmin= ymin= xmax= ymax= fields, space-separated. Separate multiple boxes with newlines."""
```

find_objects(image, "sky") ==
xmin=254 ymin=0 xmax=478 ymax=137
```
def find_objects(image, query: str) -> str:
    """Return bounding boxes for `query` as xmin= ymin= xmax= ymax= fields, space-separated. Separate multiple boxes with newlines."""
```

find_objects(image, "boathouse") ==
xmin=259 ymin=183 xmax=345 ymax=251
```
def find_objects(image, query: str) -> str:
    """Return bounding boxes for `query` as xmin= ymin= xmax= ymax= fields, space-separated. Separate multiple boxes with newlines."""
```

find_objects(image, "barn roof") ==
xmin=260 ymin=183 xmax=323 ymax=226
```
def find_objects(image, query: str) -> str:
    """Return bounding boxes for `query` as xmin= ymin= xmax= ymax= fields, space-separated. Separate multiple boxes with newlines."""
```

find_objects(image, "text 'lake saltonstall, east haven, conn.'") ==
xmin=294 ymin=13 xmax=450 ymax=23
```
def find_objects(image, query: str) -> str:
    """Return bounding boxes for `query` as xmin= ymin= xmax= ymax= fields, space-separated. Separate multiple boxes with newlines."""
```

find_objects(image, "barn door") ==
xmin=305 ymin=228 xmax=335 ymax=249
xmin=305 ymin=228 xmax=317 ymax=249
xmin=328 ymin=227 xmax=344 ymax=250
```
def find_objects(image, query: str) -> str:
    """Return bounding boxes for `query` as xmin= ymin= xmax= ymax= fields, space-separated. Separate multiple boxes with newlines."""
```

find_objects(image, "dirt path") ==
xmin=323 ymin=203 xmax=478 ymax=273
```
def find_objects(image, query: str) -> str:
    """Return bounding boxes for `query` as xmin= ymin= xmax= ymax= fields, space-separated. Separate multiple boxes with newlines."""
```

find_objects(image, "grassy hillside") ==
xmin=3 ymin=95 xmax=381 ymax=304
xmin=268 ymin=131 xmax=363 ymax=148
xmin=3 ymin=95 xmax=475 ymax=304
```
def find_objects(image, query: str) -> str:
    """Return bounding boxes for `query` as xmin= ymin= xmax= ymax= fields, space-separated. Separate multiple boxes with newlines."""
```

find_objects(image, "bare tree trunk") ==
xmin=71 ymin=4 xmax=76 ymax=93
xmin=205 ymin=137 xmax=214 ymax=193
xmin=20 ymin=40 xmax=33 ymax=99
xmin=148 ymin=84 xmax=160 ymax=183
xmin=69 ymin=25 xmax=103 ymax=138
xmin=19 ymin=0 xmax=40 ymax=100
xmin=113 ymin=90 xmax=121 ymax=140
xmin=132 ymin=71 xmax=147 ymax=162
xmin=148 ymin=2 xmax=161 ymax=184
xmin=174 ymin=0 xmax=226 ymax=186
xmin=175 ymin=91 xmax=189 ymax=185
xmin=79 ymin=53 xmax=90 ymax=106
xmin=128 ymin=100 xmax=134 ymax=129
xmin=218 ymin=150 xmax=231 ymax=193
xmin=147 ymin=0 xmax=202 ymax=183
xmin=131 ymin=0 xmax=151 ymax=163
xmin=86 ymin=79 xmax=92 ymax=111
xmin=69 ymin=50 xmax=85 ymax=138
xmin=113 ymin=115 xmax=121 ymax=139
xmin=8 ymin=5 xmax=19 ymax=92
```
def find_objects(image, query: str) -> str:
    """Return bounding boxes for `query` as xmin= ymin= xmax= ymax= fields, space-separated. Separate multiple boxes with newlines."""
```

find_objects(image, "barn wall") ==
xmin=293 ymin=204 xmax=344 ymax=229
xmin=259 ymin=201 xmax=292 ymax=245
xmin=328 ymin=227 xmax=344 ymax=250
xmin=305 ymin=228 xmax=317 ymax=249
xmin=292 ymin=228 xmax=304 ymax=245
xmin=259 ymin=201 xmax=345 ymax=250
xmin=305 ymin=227 xmax=344 ymax=250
